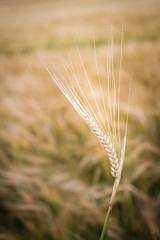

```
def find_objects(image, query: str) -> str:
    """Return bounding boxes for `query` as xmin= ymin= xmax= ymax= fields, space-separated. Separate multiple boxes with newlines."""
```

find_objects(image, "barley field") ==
xmin=0 ymin=0 xmax=160 ymax=240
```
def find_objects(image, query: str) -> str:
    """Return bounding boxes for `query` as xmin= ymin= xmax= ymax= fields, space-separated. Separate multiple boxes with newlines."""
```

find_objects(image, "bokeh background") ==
xmin=0 ymin=0 xmax=160 ymax=240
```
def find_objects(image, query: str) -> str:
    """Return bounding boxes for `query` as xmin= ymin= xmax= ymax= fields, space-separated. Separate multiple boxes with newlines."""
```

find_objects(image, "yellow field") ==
xmin=0 ymin=0 xmax=160 ymax=240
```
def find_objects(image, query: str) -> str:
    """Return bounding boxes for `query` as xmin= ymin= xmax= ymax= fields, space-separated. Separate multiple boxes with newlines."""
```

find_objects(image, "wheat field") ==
xmin=0 ymin=0 xmax=160 ymax=240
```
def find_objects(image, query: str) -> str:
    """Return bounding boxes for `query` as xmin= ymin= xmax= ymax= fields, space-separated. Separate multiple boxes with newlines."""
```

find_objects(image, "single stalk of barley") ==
xmin=42 ymin=27 xmax=130 ymax=240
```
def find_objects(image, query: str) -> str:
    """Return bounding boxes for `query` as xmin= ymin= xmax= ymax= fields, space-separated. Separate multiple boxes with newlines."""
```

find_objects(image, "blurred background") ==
xmin=0 ymin=0 xmax=160 ymax=240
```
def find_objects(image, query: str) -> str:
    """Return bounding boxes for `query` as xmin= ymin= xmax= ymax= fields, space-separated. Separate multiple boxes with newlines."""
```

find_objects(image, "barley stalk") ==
xmin=42 ymin=27 xmax=130 ymax=240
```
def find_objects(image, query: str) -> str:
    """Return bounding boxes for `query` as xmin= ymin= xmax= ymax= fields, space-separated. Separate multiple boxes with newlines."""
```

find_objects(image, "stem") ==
xmin=99 ymin=178 xmax=120 ymax=240
xmin=99 ymin=132 xmax=127 ymax=240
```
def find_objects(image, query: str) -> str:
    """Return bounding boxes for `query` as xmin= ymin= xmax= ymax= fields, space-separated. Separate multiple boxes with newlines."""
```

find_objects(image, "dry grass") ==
xmin=0 ymin=0 xmax=160 ymax=240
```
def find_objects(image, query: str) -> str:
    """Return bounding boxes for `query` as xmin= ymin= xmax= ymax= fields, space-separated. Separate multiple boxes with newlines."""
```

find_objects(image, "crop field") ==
xmin=0 ymin=0 xmax=160 ymax=240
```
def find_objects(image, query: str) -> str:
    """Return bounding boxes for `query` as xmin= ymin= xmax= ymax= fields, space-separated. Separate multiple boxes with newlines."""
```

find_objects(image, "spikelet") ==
xmin=75 ymin=108 xmax=119 ymax=177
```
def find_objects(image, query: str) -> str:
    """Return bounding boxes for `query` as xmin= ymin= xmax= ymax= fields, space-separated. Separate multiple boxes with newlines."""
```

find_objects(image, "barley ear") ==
xmin=41 ymin=28 xmax=131 ymax=239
